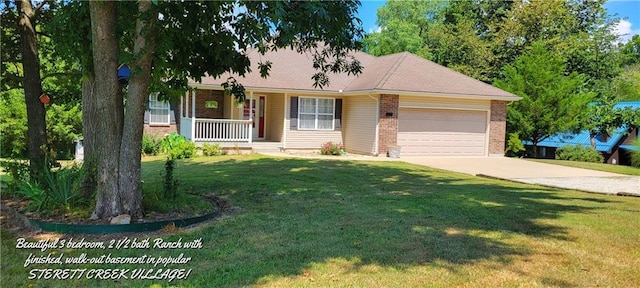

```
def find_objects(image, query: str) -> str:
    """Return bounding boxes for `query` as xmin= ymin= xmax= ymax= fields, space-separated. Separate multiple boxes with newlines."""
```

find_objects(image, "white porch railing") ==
xmin=187 ymin=118 xmax=252 ymax=142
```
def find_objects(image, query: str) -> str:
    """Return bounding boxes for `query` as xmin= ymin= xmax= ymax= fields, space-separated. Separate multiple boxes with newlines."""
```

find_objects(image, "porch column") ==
xmin=249 ymin=91 xmax=254 ymax=143
xmin=180 ymin=92 xmax=184 ymax=118
xmin=283 ymin=93 xmax=288 ymax=149
xmin=191 ymin=89 xmax=196 ymax=142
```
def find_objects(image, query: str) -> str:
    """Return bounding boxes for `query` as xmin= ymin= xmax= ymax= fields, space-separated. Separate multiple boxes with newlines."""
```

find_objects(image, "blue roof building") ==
xmin=524 ymin=101 xmax=639 ymax=165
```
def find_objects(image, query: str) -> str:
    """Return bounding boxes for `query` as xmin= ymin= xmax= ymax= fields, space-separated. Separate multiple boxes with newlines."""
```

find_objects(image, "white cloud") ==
xmin=368 ymin=26 xmax=382 ymax=34
xmin=612 ymin=19 xmax=640 ymax=43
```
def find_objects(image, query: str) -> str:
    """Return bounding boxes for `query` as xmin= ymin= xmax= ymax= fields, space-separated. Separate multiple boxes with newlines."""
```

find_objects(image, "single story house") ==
xmin=144 ymin=48 xmax=521 ymax=156
xmin=526 ymin=101 xmax=639 ymax=165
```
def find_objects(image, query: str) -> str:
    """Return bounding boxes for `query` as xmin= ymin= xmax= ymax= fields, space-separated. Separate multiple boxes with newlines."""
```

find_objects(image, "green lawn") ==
xmin=529 ymin=158 xmax=640 ymax=176
xmin=2 ymin=154 xmax=640 ymax=287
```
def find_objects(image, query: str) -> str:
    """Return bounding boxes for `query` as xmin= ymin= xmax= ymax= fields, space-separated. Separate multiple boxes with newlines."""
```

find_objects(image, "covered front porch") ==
xmin=179 ymin=89 xmax=285 ymax=144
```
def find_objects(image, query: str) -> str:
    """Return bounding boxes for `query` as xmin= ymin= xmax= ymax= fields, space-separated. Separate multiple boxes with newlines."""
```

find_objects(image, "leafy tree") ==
xmin=1 ymin=0 xmax=82 ymax=163
xmin=0 ymin=90 xmax=28 ymax=157
xmin=53 ymin=0 xmax=365 ymax=219
xmin=619 ymin=35 xmax=640 ymax=66
xmin=494 ymin=42 xmax=595 ymax=157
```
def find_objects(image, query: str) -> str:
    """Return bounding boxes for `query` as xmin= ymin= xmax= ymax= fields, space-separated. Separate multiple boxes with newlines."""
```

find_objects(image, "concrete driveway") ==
xmin=402 ymin=157 xmax=640 ymax=196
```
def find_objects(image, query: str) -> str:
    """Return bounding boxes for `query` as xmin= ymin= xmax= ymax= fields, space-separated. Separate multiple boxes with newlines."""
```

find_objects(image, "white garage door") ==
xmin=398 ymin=108 xmax=487 ymax=156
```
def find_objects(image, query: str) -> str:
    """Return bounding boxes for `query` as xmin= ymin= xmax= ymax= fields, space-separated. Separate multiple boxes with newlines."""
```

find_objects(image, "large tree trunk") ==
xmin=80 ymin=77 xmax=97 ymax=200
xmin=90 ymin=1 xmax=124 ymax=219
xmin=118 ymin=0 xmax=157 ymax=218
xmin=17 ymin=0 xmax=47 ymax=178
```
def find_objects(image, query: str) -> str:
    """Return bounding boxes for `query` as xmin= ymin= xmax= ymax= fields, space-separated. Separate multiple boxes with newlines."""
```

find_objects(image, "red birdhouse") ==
xmin=39 ymin=94 xmax=50 ymax=104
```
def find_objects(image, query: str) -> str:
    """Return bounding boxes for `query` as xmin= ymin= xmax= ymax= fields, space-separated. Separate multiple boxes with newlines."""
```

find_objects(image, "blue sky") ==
xmin=358 ymin=0 xmax=640 ymax=42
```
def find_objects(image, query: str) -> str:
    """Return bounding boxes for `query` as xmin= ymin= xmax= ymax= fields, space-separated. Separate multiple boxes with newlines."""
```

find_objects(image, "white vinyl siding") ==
xmin=267 ymin=93 xmax=284 ymax=142
xmin=298 ymin=97 xmax=335 ymax=130
xmin=149 ymin=94 xmax=170 ymax=125
xmin=343 ymin=95 xmax=378 ymax=155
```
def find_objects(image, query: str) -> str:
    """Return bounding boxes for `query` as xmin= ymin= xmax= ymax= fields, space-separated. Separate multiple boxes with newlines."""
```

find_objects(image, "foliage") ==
xmin=15 ymin=181 xmax=47 ymax=211
xmin=0 ymin=90 xmax=28 ymax=157
xmin=11 ymin=161 xmax=88 ymax=213
xmin=41 ymin=163 xmax=88 ymax=211
xmin=321 ymin=142 xmax=344 ymax=156
xmin=0 ymin=90 xmax=82 ymax=160
xmin=0 ymin=159 xmax=31 ymax=194
xmin=630 ymin=140 xmax=640 ymax=168
xmin=162 ymin=159 xmax=179 ymax=199
xmin=495 ymin=42 xmax=595 ymax=157
xmin=161 ymin=132 xmax=196 ymax=160
xmin=141 ymin=134 xmax=162 ymax=156
xmin=363 ymin=0 xmax=618 ymax=84
xmin=505 ymin=132 xmax=526 ymax=157
xmin=201 ymin=143 xmax=226 ymax=156
xmin=555 ymin=144 xmax=604 ymax=163
xmin=45 ymin=104 xmax=83 ymax=160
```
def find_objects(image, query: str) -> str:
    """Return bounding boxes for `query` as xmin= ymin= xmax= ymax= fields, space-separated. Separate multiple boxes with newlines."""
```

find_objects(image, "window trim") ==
xmin=148 ymin=93 xmax=171 ymax=125
xmin=297 ymin=96 xmax=335 ymax=130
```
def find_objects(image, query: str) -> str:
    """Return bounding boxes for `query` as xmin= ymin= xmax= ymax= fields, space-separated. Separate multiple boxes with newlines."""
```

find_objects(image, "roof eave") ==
xmin=340 ymin=89 xmax=521 ymax=101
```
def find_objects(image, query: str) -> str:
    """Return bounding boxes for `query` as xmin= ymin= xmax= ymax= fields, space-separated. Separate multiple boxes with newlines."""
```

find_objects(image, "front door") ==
xmin=243 ymin=96 xmax=266 ymax=139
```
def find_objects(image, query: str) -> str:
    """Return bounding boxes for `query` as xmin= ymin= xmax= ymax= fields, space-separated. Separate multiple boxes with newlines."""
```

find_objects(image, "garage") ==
xmin=397 ymin=108 xmax=487 ymax=156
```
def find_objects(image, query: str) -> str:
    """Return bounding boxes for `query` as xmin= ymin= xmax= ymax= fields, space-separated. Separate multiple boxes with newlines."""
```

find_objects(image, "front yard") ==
xmin=2 ymin=154 xmax=639 ymax=287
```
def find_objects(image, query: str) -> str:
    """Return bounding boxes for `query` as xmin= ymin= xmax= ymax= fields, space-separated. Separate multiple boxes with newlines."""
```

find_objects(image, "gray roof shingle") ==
xmin=192 ymin=49 xmax=519 ymax=101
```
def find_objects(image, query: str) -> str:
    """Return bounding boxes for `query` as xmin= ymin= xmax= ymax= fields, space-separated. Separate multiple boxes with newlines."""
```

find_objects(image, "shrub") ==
xmin=41 ymin=163 xmax=87 ymax=210
xmin=0 ymin=159 xmax=31 ymax=194
xmin=201 ymin=143 xmax=226 ymax=156
xmin=505 ymin=133 xmax=525 ymax=157
xmin=168 ymin=141 xmax=196 ymax=159
xmin=163 ymin=159 xmax=179 ymax=199
xmin=630 ymin=140 xmax=640 ymax=168
xmin=555 ymin=144 xmax=604 ymax=163
xmin=161 ymin=132 xmax=196 ymax=159
xmin=142 ymin=134 xmax=162 ymax=156
xmin=321 ymin=142 xmax=344 ymax=155
xmin=16 ymin=181 xmax=47 ymax=211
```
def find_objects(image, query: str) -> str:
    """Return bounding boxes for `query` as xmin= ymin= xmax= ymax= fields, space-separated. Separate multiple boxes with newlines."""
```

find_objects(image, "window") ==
xmin=298 ymin=97 xmax=335 ymax=130
xmin=149 ymin=93 xmax=170 ymax=125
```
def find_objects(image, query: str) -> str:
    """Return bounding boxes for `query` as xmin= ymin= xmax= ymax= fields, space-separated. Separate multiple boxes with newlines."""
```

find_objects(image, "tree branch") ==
xmin=42 ymin=71 xmax=83 ymax=80
xmin=34 ymin=0 xmax=49 ymax=14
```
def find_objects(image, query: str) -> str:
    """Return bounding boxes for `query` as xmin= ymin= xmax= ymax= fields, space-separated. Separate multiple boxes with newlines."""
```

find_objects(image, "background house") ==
xmin=145 ymin=48 xmax=521 ymax=156
xmin=526 ymin=101 xmax=640 ymax=165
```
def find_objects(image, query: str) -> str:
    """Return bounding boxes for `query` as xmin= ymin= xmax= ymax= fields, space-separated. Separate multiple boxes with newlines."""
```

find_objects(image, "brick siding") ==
xmin=378 ymin=94 xmax=399 ymax=156
xmin=143 ymin=124 xmax=177 ymax=137
xmin=489 ymin=100 xmax=507 ymax=156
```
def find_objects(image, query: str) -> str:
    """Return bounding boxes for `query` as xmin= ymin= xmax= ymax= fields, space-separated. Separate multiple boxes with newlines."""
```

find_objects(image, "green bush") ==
xmin=0 ymin=159 xmax=31 ymax=193
xmin=630 ymin=140 xmax=640 ymax=168
xmin=16 ymin=181 xmax=47 ymax=211
xmin=321 ymin=142 xmax=344 ymax=155
xmin=142 ymin=134 xmax=162 ymax=156
xmin=162 ymin=133 xmax=196 ymax=159
xmin=505 ymin=133 xmax=525 ymax=157
xmin=201 ymin=143 xmax=226 ymax=156
xmin=555 ymin=144 xmax=604 ymax=163
xmin=41 ymin=163 xmax=87 ymax=210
